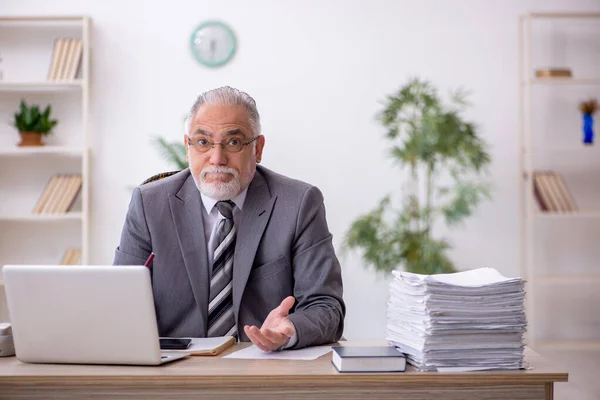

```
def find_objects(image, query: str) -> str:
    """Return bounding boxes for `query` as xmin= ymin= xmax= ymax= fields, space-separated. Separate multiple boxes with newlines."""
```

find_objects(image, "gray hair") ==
xmin=185 ymin=86 xmax=261 ymax=137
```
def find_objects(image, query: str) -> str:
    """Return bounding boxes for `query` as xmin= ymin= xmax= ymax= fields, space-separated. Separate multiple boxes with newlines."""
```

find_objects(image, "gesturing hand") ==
xmin=244 ymin=296 xmax=296 ymax=352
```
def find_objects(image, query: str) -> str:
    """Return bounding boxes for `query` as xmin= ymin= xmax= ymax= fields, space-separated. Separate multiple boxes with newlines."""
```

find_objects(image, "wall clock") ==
xmin=190 ymin=21 xmax=237 ymax=68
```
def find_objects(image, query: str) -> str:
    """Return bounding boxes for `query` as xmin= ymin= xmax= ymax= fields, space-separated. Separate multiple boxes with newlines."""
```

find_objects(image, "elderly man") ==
xmin=114 ymin=86 xmax=345 ymax=351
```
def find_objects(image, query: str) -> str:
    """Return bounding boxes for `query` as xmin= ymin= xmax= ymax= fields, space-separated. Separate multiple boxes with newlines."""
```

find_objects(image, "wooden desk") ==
xmin=0 ymin=343 xmax=567 ymax=400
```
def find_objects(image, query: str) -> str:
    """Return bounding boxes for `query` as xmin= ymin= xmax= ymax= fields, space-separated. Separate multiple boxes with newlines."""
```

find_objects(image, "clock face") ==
xmin=190 ymin=21 xmax=236 ymax=68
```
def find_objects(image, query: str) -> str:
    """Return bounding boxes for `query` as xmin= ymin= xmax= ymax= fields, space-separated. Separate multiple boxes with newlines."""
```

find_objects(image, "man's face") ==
xmin=186 ymin=104 xmax=265 ymax=200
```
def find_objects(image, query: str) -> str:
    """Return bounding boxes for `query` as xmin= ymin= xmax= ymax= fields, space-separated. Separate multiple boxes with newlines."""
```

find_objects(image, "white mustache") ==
xmin=200 ymin=166 xmax=239 ymax=179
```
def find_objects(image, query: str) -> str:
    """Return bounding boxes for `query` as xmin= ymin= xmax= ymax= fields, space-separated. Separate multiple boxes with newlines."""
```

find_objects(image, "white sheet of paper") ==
xmin=223 ymin=345 xmax=332 ymax=360
xmin=393 ymin=267 xmax=521 ymax=287
xmin=437 ymin=366 xmax=509 ymax=372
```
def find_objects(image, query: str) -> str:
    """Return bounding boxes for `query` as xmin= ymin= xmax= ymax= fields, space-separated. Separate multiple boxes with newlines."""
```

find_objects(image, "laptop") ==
xmin=2 ymin=264 xmax=189 ymax=366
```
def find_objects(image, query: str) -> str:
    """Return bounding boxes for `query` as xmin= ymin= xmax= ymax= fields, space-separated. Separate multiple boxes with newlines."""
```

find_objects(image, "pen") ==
xmin=144 ymin=252 xmax=155 ymax=268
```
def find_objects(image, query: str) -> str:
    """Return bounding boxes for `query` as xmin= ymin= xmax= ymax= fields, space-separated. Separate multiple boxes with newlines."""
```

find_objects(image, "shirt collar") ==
xmin=201 ymin=187 xmax=248 ymax=215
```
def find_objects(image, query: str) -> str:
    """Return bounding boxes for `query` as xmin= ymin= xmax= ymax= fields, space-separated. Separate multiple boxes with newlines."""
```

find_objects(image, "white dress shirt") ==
xmin=200 ymin=190 xmax=297 ymax=349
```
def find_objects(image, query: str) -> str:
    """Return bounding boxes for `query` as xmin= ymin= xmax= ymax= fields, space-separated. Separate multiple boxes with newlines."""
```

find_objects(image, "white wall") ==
xmin=3 ymin=0 xmax=600 ymax=340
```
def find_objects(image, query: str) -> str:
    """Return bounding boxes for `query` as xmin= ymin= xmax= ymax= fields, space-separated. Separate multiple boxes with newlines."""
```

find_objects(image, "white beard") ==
xmin=197 ymin=165 xmax=255 ymax=200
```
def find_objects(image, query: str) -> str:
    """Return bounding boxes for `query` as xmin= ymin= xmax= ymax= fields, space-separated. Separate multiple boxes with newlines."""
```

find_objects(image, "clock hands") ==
xmin=209 ymin=39 xmax=216 ymax=61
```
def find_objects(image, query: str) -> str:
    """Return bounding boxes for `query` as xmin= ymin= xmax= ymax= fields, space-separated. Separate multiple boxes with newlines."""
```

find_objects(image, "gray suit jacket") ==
xmin=113 ymin=165 xmax=345 ymax=348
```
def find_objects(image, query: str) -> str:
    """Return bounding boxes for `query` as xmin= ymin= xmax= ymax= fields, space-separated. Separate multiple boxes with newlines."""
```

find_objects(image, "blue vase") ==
xmin=583 ymin=113 xmax=594 ymax=145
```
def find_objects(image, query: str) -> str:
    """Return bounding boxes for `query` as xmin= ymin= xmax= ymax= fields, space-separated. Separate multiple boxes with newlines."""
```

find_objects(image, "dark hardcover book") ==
xmin=331 ymin=346 xmax=406 ymax=373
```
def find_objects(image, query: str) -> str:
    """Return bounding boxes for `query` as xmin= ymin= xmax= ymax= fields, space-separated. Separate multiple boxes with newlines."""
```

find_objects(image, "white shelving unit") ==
xmin=518 ymin=12 xmax=600 ymax=350
xmin=527 ymin=78 xmax=600 ymax=85
xmin=0 ymin=146 xmax=85 ymax=156
xmin=0 ymin=16 xmax=92 ymax=318
xmin=0 ymin=213 xmax=84 ymax=222
xmin=0 ymin=81 xmax=84 ymax=91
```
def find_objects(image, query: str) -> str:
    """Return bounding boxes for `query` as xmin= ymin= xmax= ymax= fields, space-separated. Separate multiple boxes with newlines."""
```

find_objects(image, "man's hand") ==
xmin=244 ymin=296 xmax=296 ymax=352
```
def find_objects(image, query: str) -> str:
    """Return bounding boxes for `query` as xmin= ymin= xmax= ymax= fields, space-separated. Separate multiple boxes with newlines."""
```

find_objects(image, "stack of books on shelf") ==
xmin=386 ymin=268 xmax=527 ymax=372
xmin=47 ymin=38 xmax=83 ymax=81
xmin=533 ymin=171 xmax=578 ymax=213
xmin=32 ymin=174 xmax=82 ymax=215
xmin=60 ymin=248 xmax=81 ymax=265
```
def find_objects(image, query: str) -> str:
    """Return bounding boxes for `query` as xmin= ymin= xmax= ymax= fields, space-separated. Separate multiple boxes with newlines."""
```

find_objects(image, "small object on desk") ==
xmin=159 ymin=337 xmax=192 ymax=350
xmin=165 ymin=336 xmax=235 ymax=356
xmin=331 ymin=346 xmax=406 ymax=373
xmin=534 ymin=68 xmax=572 ymax=78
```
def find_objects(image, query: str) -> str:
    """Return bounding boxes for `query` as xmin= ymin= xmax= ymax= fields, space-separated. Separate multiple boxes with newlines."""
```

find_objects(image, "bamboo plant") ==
xmin=345 ymin=78 xmax=491 ymax=275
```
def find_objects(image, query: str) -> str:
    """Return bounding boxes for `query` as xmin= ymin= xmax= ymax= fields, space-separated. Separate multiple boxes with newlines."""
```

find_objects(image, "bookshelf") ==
xmin=518 ymin=12 xmax=600 ymax=350
xmin=0 ymin=16 xmax=92 ymax=320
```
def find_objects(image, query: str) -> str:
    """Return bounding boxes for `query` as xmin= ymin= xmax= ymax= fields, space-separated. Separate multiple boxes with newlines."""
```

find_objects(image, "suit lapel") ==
xmin=233 ymin=170 xmax=276 ymax=322
xmin=169 ymin=173 xmax=209 ymax=335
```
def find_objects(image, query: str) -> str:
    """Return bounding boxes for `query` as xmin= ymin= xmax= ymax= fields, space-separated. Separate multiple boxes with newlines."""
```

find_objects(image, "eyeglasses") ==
xmin=187 ymin=135 xmax=260 ymax=153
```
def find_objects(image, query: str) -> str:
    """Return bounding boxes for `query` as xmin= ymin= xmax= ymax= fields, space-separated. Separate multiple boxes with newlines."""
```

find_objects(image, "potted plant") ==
xmin=344 ymin=78 xmax=491 ymax=275
xmin=13 ymin=100 xmax=58 ymax=146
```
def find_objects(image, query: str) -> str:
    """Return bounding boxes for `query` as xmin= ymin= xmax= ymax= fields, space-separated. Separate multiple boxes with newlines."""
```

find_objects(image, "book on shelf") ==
xmin=47 ymin=38 xmax=62 ymax=81
xmin=60 ymin=248 xmax=81 ymax=265
xmin=534 ymin=68 xmax=572 ymax=78
xmin=331 ymin=346 xmax=406 ymax=373
xmin=32 ymin=175 xmax=57 ymax=214
xmin=47 ymin=38 xmax=83 ymax=81
xmin=533 ymin=171 xmax=577 ymax=213
xmin=32 ymin=174 xmax=83 ymax=215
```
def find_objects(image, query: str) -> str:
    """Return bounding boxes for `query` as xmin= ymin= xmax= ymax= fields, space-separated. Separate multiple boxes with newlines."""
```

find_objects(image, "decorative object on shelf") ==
xmin=153 ymin=136 xmax=187 ymax=169
xmin=190 ymin=20 xmax=236 ymax=68
xmin=344 ymin=78 xmax=492 ymax=275
xmin=533 ymin=171 xmax=577 ymax=213
xmin=13 ymin=100 xmax=58 ymax=147
xmin=579 ymin=98 xmax=597 ymax=145
xmin=534 ymin=68 xmax=572 ymax=79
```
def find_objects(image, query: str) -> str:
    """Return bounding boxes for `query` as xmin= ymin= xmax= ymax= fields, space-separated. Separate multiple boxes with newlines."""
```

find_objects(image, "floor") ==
xmin=538 ymin=349 xmax=600 ymax=400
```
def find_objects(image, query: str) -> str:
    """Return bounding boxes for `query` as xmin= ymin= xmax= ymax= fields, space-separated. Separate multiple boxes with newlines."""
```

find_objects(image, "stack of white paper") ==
xmin=386 ymin=267 xmax=526 ymax=371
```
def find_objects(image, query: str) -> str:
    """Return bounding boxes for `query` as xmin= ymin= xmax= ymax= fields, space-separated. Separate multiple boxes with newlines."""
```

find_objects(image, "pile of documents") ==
xmin=386 ymin=267 xmax=526 ymax=372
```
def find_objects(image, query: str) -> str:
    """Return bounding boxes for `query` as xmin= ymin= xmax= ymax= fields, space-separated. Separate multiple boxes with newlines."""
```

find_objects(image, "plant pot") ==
xmin=18 ymin=132 xmax=44 ymax=147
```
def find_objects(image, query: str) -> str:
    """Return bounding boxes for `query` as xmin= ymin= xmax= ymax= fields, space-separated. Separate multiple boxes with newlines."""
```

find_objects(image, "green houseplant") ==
xmin=13 ymin=100 xmax=58 ymax=146
xmin=153 ymin=137 xmax=187 ymax=170
xmin=344 ymin=78 xmax=491 ymax=275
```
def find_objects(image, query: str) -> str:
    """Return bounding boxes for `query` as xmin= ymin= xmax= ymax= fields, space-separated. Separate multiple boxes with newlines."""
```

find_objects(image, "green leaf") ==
xmin=153 ymin=137 xmax=188 ymax=170
xmin=42 ymin=105 xmax=51 ymax=120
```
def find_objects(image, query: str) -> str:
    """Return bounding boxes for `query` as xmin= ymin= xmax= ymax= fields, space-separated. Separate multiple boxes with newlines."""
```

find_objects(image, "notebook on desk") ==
xmin=331 ymin=346 xmax=406 ymax=372
xmin=162 ymin=336 xmax=236 ymax=356
xmin=2 ymin=264 xmax=189 ymax=366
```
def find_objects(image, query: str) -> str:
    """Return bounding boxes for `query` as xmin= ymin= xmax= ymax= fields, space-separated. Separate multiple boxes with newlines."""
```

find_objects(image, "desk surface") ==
xmin=0 ymin=342 xmax=567 ymax=386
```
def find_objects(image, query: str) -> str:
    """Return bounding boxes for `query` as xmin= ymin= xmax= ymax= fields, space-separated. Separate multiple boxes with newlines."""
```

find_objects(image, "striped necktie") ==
xmin=207 ymin=200 xmax=237 ymax=338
